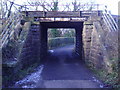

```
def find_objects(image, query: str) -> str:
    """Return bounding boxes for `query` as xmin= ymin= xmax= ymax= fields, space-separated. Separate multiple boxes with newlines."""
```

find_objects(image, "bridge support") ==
xmin=75 ymin=27 xmax=83 ymax=59
xmin=40 ymin=25 xmax=48 ymax=60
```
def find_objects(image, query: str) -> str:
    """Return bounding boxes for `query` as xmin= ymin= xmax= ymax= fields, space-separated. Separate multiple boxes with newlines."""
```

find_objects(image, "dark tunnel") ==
xmin=39 ymin=21 xmax=84 ymax=61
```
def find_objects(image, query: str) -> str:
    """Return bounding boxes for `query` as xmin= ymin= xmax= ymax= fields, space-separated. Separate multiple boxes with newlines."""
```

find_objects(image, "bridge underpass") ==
xmin=23 ymin=21 xmax=104 ymax=88
xmin=2 ymin=9 xmax=118 ymax=88
xmin=13 ymin=10 xmax=118 ymax=88
xmin=40 ymin=21 xmax=83 ymax=61
xmin=15 ymin=20 xmax=103 ymax=88
xmin=38 ymin=21 xmax=98 ymax=88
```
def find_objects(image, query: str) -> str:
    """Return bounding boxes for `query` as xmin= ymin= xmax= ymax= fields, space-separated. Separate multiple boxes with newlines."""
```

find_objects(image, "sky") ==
xmin=96 ymin=0 xmax=119 ymax=15
xmin=8 ymin=0 xmax=120 ymax=15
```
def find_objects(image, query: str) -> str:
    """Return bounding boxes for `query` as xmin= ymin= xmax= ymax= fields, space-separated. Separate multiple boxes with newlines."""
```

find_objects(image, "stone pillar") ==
xmin=20 ymin=22 xmax=41 ymax=68
xmin=82 ymin=21 xmax=93 ymax=61
xmin=31 ymin=23 xmax=41 ymax=62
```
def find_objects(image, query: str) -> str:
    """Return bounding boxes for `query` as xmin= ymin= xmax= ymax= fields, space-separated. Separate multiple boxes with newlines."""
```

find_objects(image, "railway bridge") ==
xmin=2 ymin=5 xmax=119 ymax=88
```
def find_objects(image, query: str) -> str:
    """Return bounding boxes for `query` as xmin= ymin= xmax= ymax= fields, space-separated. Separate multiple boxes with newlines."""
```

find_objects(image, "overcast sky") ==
xmin=10 ymin=0 xmax=120 ymax=15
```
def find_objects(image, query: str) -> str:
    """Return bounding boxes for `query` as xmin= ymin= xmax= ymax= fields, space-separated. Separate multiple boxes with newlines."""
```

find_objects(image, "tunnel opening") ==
xmin=47 ymin=28 xmax=76 ymax=50
xmin=40 ymin=21 xmax=84 ymax=62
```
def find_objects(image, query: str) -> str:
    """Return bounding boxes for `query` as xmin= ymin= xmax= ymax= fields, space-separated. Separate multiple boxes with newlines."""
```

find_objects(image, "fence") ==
xmin=1 ymin=1 xmax=26 ymax=48
xmin=102 ymin=6 xmax=118 ymax=32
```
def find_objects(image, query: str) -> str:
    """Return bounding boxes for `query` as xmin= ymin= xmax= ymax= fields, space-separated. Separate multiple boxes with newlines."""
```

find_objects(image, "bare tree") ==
xmin=62 ymin=0 xmax=96 ymax=11
xmin=72 ymin=0 xmax=81 ymax=11
xmin=26 ymin=0 xmax=59 ymax=11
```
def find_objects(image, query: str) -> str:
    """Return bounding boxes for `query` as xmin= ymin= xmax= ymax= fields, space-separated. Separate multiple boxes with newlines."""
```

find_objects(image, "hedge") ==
xmin=48 ymin=37 xmax=75 ymax=49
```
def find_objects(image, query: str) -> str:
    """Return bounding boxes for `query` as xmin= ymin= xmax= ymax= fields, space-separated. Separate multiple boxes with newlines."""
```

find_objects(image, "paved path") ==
xmin=15 ymin=45 xmax=103 ymax=88
xmin=39 ymin=45 xmax=103 ymax=88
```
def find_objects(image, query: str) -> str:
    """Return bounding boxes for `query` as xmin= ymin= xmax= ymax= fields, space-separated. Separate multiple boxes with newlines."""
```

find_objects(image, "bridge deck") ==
xmin=22 ymin=11 xmax=101 ymax=18
xmin=36 ymin=18 xmax=86 ymax=22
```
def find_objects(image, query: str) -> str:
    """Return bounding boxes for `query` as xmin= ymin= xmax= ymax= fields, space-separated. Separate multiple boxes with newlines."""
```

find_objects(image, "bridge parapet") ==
xmin=22 ymin=10 xmax=102 ymax=22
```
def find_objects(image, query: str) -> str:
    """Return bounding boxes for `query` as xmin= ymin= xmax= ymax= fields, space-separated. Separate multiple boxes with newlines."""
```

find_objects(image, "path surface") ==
xmin=39 ymin=45 xmax=103 ymax=88
xmin=15 ymin=45 xmax=103 ymax=88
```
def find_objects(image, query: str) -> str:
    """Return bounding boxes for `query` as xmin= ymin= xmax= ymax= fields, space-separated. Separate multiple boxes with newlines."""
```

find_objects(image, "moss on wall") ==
xmin=83 ymin=18 xmax=119 ymax=87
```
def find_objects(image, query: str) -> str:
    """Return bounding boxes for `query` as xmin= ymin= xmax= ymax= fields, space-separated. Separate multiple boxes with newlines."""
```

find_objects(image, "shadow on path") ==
xmin=14 ymin=45 xmax=104 ymax=88
xmin=40 ymin=45 xmax=103 ymax=88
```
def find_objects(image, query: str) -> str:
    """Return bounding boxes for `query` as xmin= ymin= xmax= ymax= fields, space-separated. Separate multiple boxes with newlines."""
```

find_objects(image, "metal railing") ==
xmin=0 ymin=1 xmax=25 ymax=48
xmin=102 ymin=7 xmax=118 ymax=32
xmin=1 ymin=1 xmax=118 ymax=48
xmin=24 ymin=3 xmax=104 ymax=11
xmin=1 ymin=12 xmax=22 ymax=48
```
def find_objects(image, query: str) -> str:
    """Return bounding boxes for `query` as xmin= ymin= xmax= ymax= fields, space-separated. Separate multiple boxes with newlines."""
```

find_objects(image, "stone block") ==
xmin=84 ymin=21 xmax=93 ymax=25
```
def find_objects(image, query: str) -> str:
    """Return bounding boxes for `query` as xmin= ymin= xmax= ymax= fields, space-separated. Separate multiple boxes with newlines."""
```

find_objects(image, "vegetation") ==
xmin=63 ymin=29 xmax=75 ymax=37
xmin=3 ymin=63 xmax=39 ymax=87
xmin=118 ymin=17 xmax=120 ymax=29
xmin=2 ymin=40 xmax=18 ymax=62
xmin=2 ymin=21 xmax=31 ymax=88
xmin=48 ymin=37 xmax=75 ymax=49
xmin=87 ymin=56 xmax=119 ymax=88
xmin=49 ymin=0 xmax=60 ymax=38
xmin=48 ymin=29 xmax=75 ymax=49
xmin=48 ymin=29 xmax=61 ymax=38
xmin=48 ymin=29 xmax=75 ymax=38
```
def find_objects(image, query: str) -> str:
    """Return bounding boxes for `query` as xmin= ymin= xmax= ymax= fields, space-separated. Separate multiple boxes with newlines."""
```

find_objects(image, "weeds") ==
xmin=3 ymin=63 xmax=40 ymax=87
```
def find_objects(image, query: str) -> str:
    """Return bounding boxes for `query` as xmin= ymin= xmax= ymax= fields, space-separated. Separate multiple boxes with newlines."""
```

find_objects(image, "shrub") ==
xmin=48 ymin=37 xmax=75 ymax=49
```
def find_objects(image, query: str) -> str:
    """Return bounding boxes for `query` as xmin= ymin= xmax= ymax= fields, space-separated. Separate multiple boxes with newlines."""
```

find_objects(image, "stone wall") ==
xmin=12 ymin=17 xmax=118 ymax=84
xmin=83 ymin=21 xmax=93 ymax=61
xmin=82 ymin=16 xmax=118 ymax=85
xmin=83 ymin=16 xmax=118 ymax=72
xmin=20 ymin=22 xmax=41 ymax=68
xmin=2 ymin=21 xmax=33 ymax=87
